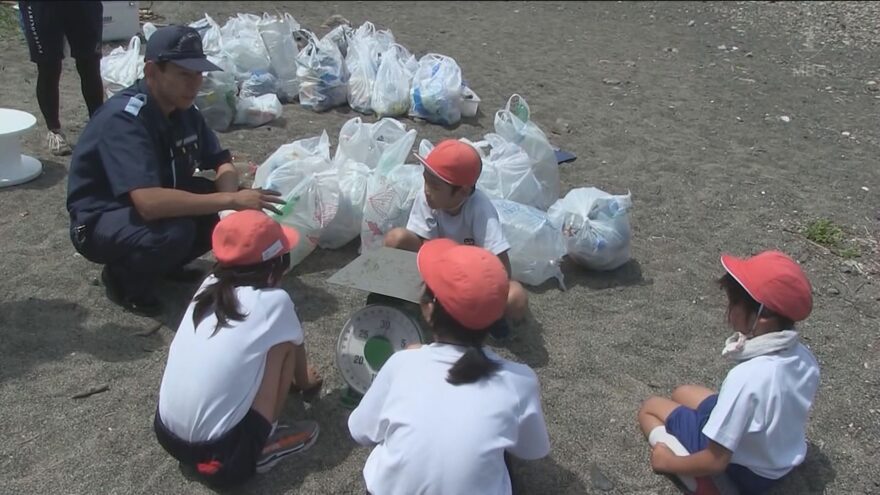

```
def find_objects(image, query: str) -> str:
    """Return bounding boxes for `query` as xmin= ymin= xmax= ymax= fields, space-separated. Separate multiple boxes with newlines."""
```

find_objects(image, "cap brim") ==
xmin=169 ymin=57 xmax=223 ymax=72
xmin=413 ymin=152 xmax=453 ymax=185
xmin=416 ymin=238 xmax=458 ymax=292
xmin=280 ymin=225 xmax=300 ymax=254
xmin=720 ymin=254 xmax=759 ymax=301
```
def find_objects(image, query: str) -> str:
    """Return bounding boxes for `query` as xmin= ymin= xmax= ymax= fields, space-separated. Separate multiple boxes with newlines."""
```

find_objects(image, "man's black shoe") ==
xmin=101 ymin=266 xmax=163 ymax=317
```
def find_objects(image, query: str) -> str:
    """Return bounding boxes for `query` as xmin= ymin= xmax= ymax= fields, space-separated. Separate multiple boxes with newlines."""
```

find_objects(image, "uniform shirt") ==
xmin=66 ymin=79 xmax=231 ymax=225
xmin=158 ymin=276 xmax=304 ymax=442
xmin=406 ymin=188 xmax=511 ymax=255
xmin=348 ymin=343 xmax=551 ymax=495
xmin=702 ymin=342 xmax=820 ymax=480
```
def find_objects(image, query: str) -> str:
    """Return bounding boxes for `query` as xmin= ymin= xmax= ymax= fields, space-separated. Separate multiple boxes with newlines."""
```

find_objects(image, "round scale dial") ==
xmin=336 ymin=304 xmax=424 ymax=394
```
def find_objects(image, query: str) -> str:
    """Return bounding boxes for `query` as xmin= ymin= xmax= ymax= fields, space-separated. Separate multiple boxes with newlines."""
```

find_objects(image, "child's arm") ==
xmin=290 ymin=343 xmax=321 ymax=395
xmin=497 ymin=250 xmax=513 ymax=278
xmin=651 ymin=440 xmax=732 ymax=477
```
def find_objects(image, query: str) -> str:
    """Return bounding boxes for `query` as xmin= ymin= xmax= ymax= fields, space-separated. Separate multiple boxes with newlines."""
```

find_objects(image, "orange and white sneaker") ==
xmin=255 ymin=420 xmax=319 ymax=474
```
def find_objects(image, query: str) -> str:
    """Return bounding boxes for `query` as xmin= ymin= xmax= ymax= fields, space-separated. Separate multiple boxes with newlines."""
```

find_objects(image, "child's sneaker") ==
xmin=46 ymin=130 xmax=72 ymax=156
xmin=255 ymin=420 xmax=319 ymax=474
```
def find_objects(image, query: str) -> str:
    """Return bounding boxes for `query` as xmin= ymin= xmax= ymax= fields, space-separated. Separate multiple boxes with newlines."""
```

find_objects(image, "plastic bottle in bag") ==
xmin=409 ymin=54 xmax=463 ymax=126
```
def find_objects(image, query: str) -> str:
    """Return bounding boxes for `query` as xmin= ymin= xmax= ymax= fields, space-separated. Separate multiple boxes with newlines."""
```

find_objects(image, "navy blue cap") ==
xmin=144 ymin=25 xmax=222 ymax=72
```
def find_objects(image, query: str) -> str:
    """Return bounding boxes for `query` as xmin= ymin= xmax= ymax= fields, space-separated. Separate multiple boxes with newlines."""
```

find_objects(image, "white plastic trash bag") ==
xmin=494 ymin=94 xmax=560 ymax=210
xmin=271 ymin=171 xmax=341 ymax=267
xmin=254 ymin=131 xmax=333 ymax=188
xmin=258 ymin=13 xmax=300 ymax=101
xmin=333 ymin=117 xmax=416 ymax=170
xmin=346 ymin=22 xmax=394 ymax=114
xmin=189 ymin=14 xmax=223 ymax=56
xmin=101 ymin=36 xmax=144 ymax=98
xmin=372 ymin=44 xmax=415 ymax=118
xmin=296 ymin=30 xmax=348 ymax=112
xmin=409 ymin=54 xmax=463 ymax=125
xmin=323 ymin=24 xmax=354 ymax=57
xmin=547 ymin=187 xmax=633 ymax=271
xmin=361 ymin=164 xmax=424 ymax=252
xmin=234 ymin=94 xmax=282 ymax=127
xmin=493 ymin=199 xmax=566 ymax=288
xmin=475 ymin=134 xmax=545 ymax=209
xmin=221 ymin=13 xmax=271 ymax=79
xmin=319 ymin=159 xmax=371 ymax=249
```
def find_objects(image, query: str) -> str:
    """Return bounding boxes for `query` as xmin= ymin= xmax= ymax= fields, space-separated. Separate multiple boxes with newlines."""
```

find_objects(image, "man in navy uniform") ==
xmin=67 ymin=26 xmax=284 ymax=317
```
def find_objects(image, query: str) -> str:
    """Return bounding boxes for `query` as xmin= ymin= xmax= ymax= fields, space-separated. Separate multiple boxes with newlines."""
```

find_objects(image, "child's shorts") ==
xmin=154 ymin=407 xmax=272 ymax=488
xmin=665 ymin=394 xmax=780 ymax=495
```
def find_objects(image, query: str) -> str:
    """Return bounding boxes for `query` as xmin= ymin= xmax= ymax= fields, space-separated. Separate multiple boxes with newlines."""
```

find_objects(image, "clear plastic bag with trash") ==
xmin=100 ymin=35 xmax=144 ymax=98
xmin=547 ymin=187 xmax=633 ymax=271
xmin=220 ymin=13 xmax=272 ymax=80
xmin=409 ymin=54 xmax=463 ymax=126
xmin=257 ymin=12 xmax=300 ymax=101
xmin=345 ymin=22 xmax=396 ymax=114
xmin=196 ymin=54 xmax=238 ymax=132
xmin=361 ymin=163 xmax=424 ymax=252
xmin=254 ymin=131 xmax=333 ymax=187
xmin=239 ymin=70 xmax=279 ymax=98
xmin=333 ymin=117 xmax=416 ymax=170
xmin=494 ymin=94 xmax=560 ymax=210
xmin=372 ymin=44 xmax=416 ymax=118
xmin=319 ymin=159 xmax=371 ymax=249
xmin=234 ymin=93 xmax=282 ymax=127
xmin=296 ymin=30 xmax=348 ymax=112
xmin=473 ymin=134 xmax=545 ymax=209
xmin=492 ymin=199 xmax=566 ymax=288
xmin=322 ymin=24 xmax=354 ymax=57
xmin=189 ymin=14 xmax=224 ymax=56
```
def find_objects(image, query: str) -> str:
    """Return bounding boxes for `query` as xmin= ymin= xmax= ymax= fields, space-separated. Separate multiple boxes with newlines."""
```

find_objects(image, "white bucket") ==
xmin=461 ymin=86 xmax=480 ymax=118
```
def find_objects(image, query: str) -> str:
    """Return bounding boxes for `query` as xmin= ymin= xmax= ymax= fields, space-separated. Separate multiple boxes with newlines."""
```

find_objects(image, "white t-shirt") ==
xmin=702 ymin=342 xmax=820 ymax=480
xmin=158 ymin=276 xmax=304 ymax=443
xmin=348 ymin=343 xmax=550 ymax=495
xmin=407 ymin=188 xmax=511 ymax=255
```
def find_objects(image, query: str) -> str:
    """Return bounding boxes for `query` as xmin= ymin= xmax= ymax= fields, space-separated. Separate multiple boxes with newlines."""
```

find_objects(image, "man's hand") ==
xmin=230 ymin=188 xmax=285 ymax=215
xmin=650 ymin=443 xmax=677 ymax=474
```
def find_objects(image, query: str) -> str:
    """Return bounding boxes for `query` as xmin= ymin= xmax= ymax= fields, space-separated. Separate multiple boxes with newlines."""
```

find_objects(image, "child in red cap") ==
xmin=384 ymin=139 xmax=529 ymax=338
xmin=637 ymin=250 xmax=820 ymax=494
xmin=348 ymin=239 xmax=551 ymax=495
xmin=154 ymin=210 xmax=322 ymax=487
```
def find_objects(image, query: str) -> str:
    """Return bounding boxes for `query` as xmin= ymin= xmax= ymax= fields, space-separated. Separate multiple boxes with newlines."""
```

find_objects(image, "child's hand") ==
xmin=291 ymin=365 xmax=323 ymax=401
xmin=650 ymin=443 xmax=676 ymax=474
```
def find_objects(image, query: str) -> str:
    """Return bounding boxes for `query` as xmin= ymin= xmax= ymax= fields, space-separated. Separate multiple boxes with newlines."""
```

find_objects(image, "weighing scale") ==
xmin=328 ymin=247 xmax=429 ymax=408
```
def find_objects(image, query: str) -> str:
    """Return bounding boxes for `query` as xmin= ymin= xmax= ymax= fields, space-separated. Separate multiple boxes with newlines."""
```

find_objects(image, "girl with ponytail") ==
xmin=154 ymin=211 xmax=322 ymax=488
xmin=348 ymin=239 xmax=550 ymax=495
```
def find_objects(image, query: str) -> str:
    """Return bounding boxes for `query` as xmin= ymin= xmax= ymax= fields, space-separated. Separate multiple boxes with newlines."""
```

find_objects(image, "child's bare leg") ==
xmin=383 ymin=228 xmax=423 ymax=252
xmin=251 ymin=342 xmax=295 ymax=425
xmin=506 ymin=280 xmax=529 ymax=323
xmin=671 ymin=385 xmax=715 ymax=410
xmin=637 ymin=396 xmax=682 ymax=437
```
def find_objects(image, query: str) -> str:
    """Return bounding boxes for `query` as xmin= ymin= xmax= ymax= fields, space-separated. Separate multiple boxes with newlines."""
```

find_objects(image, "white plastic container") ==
xmin=102 ymin=1 xmax=140 ymax=42
xmin=461 ymin=86 xmax=480 ymax=118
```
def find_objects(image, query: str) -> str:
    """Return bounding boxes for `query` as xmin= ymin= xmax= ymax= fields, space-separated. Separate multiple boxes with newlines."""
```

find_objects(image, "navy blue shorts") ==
xmin=665 ymin=394 xmax=780 ymax=494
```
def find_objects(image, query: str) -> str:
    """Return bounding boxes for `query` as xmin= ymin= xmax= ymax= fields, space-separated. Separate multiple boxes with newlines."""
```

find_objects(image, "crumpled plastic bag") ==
xmin=196 ymin=55 xmax=238 ymax=131
xmin=333 ymin=117 xmax=417 ymax=170
xmin=296 ymin=30 xmax=348 ymax=112
xmin=189 ymin=14 xmax=224 ymax=56
xmin=494 ymin=94 xmax=560 ymax=210
xmin=234 ymin=93 xmax=282 ymax=127
xmin=239 ymin=70 xmax=279 ymax=98
xmin=322 ymin=24 xmax=354 ymax=57
xmin=492 ymin=199 xmax=566 ymax=288
xmin=346 ymin=22 xmax=395 ymax=114
xmin=221 ymin=13 xmax=272 ymax=80
xmin=101 ymin=35 xmax=144 ymax=98
xmin=474 ymin=134 xmax=545 ymax=209
xmin=409 ymin=53 xmax=463 ymax=125
xmin=319 ymin=159 xmax=371 ymax=249
xmin=372 ymin=44 xmax=416 ymax=118
xmin=547 ymin=187 xmax=633 ymax=271
xmin=254 ymin=132 xmax=333 ymax=187
xmin=361 ymin=163 xmax=424 ymax=252
xmin=257 ymin=12 xmax=300 ymax=101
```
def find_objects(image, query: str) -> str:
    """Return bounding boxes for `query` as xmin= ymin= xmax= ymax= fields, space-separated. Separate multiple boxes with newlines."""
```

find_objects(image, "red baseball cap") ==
xmin=417 ymin=239 xmax=509 ymax=330
xmin=415 ymin=140 xmax=482 ymax=187
xmin=721 ymin=250 xmax=813 ymax=322
xmin=212 ymin=210 xmax=299 ymax=267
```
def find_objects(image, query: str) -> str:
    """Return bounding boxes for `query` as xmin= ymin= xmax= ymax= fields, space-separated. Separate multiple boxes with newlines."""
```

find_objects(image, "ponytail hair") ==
xmin=422 ymin=287 xmax=500 ymax=385
xmin=193 ymin=253 xmax=291 ymax=336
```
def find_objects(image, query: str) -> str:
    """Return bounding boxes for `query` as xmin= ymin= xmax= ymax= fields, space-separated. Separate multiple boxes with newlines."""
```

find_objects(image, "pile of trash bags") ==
xmin=248 ymin=95 xmax=634 ymax=289
xmin=101 ymin=12 xmax=480 ymax=131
